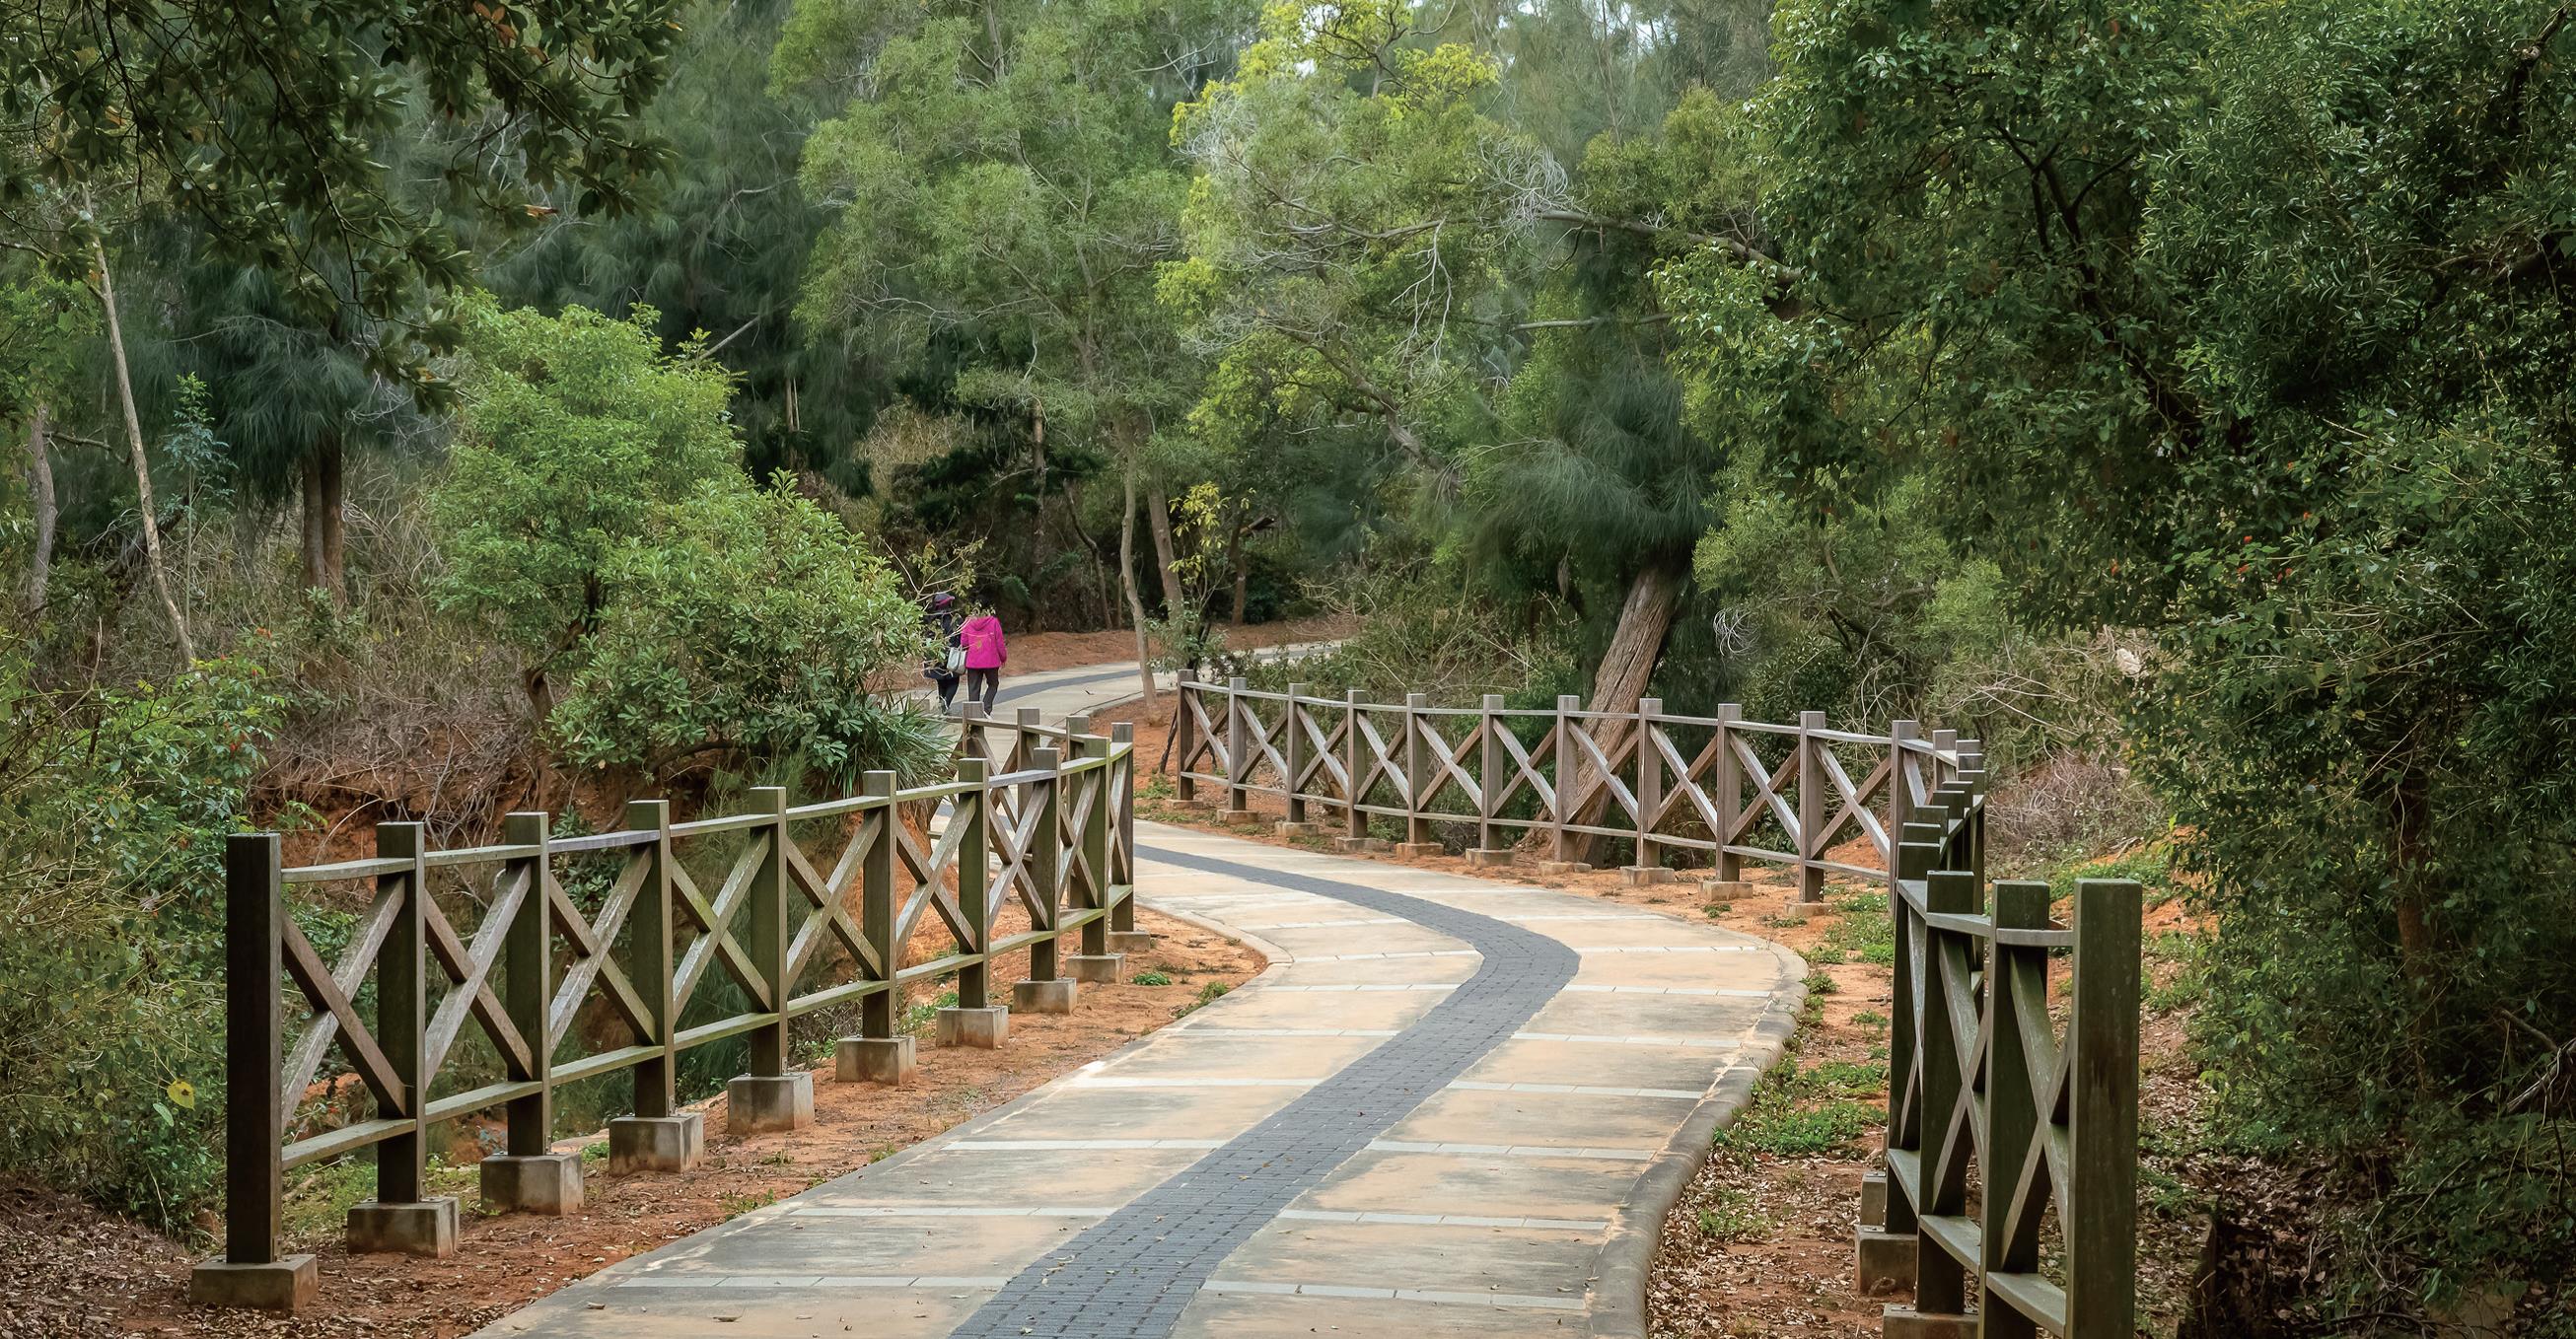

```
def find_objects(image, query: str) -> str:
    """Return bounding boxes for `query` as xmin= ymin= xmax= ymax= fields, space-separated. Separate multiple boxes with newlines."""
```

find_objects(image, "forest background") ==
xmin=3 ymin=0 xmax=2573 ymax=1332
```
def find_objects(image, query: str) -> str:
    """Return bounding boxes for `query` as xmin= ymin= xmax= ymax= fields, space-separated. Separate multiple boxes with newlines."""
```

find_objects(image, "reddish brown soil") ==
xmin=19 ymin=908 xmax=1258 ymax=1339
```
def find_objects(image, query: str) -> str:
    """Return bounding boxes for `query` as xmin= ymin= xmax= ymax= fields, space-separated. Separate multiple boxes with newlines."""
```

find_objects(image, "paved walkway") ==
xmin=473 ymin=823 xmax=1802 ymax=1338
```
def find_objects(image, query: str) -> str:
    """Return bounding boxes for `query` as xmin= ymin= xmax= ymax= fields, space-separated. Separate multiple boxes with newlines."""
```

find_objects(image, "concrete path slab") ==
xmin=471 ymin=819 xmax=1802 ymax=1339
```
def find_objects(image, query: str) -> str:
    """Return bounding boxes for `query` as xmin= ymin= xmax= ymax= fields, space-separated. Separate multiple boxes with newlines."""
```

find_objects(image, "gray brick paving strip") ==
xmin=947 ymin=844 xmax=1580 ymax=1338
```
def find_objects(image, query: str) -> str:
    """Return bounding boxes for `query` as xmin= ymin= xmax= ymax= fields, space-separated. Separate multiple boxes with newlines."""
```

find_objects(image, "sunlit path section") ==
xmin=469 ymin=822 xmax=1801 ymax=1338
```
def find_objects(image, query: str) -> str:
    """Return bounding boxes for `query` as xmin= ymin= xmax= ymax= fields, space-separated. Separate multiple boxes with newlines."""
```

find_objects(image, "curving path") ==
xmin=473 ymin=822 xmax=1803 ymax=1339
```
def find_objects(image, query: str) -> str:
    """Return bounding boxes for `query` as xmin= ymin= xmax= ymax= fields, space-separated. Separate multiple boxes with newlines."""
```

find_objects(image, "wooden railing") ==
xmin=1863 ymin=758 xmax=2141 ymax=1337
xmin=1172 ymin=672 xmax=1967 ymax=893
xmin=1173 ymin=675 xmax=2142 ymax=1336
xmin=195 ymin=712 xmax=1133 ymax=1308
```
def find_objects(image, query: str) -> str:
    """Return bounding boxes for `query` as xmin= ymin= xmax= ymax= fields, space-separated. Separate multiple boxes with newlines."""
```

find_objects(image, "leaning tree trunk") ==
xmin=301 ymin=433 xmax=346 ymax=604
xmin=1146 ymin=485 xmax=1184 ymax=616
xmin=95 ymin=241 xmax=194 ymax=664
xmin=1562 ymin=560 xmax=1686 ymax=864
xmin=1120 ymin=463 xmax=1156 ymax=707
xmin=23 ymin=403 xmax=53 ymax=617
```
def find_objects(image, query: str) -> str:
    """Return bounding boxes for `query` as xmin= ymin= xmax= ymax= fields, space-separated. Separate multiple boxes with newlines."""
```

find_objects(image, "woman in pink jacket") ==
xmin=958 ymin=607 xmax=1007 ymax=713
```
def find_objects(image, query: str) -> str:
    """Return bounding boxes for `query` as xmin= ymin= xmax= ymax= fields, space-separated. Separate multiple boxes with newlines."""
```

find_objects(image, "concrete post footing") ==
xmin=1883 ymin=1304 xmax=1978 ymax=1339
xmin=1106 ymin=930 xmax=1155 ymax=954
xmin=1014 ymin=978 xmax=1077 ymax=1014
xmin=187 ymin=1255 xmax=317 ymax=1311
xmin=1536 ymin=861 xmax=1593 ymax=876
xmin=1855 ymin=1227 xmax=1917 ymax=1293
xmin=1067 ymin=953 xmax=1125 ymax=984
xmin=480 ymin=1151 xmax=584 ymax=1215
xmin=1621 ymin=865 xmax=1677 ymax=886
xmin=1699 ymin=879 xmax=1753 ymax=900
xmin=725 ymin=1072 xmax=815 ymax=1135
xmin=1859 ymin=1169 xmax=1889 ymax=1227
xmin=836 ymin=1036 xmax=917 ymax=1086
xmin=608 ymin=1113 xmax=704 ymax=1173
xmin=1392 ymin=842 xmax=1444 ymax=859
xmin=1274 ymin=821 xmax=1320 ymax=837
xmin=346 ymin=1196 xmax=459 ymax=1257
xmin=936 ymin=1005 xmax=1010 ymax=1048
xmin=1464 ymin=848 xmax=1516 ymax=868
xmin=1778 ymin=896 xmax=1825 ymax=920
xmin=1333 ymin=836 xmax=1391 ymax=853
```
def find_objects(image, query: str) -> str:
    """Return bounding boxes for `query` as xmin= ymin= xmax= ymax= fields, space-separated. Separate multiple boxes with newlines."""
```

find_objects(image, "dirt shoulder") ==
xmin=29 ymin=907 xmax=1258 ymax=1339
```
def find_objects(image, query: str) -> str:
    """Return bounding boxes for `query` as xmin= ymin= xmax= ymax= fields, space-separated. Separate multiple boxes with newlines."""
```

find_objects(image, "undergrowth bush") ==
xmin=0 ymin=650 xmax=280 ymax=1233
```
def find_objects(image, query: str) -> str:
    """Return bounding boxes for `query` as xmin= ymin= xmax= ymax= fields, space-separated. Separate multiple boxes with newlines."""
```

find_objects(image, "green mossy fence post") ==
xmin=1284 ymin=685 xmax=1311 ymax=829
xmin=1028 ymin=746 xmax=1064 ymax=985
xmin=1797 ymin=710 xmax=1827 ymax=903
xmin=1175 ymin=670 xmax=1198 ymax=805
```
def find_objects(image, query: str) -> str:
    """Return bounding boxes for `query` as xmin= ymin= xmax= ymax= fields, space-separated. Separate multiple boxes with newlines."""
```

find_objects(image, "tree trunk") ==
xmin=1120 ymin=463 xmax=1156 ymax=707
xmin=301 ymin=433 xmax=346 ymax=603
xmin=1564 ymin=560 xmax=1686 ymax=863
xmin=1226 ymin=512 xmax=1250 ymax=626
xmin=23 ymin=404 xmax=53 ymax=617
xmin=1147 ymin=485 xmax=1184 ymax=616
xmin=96 ymin=241 xmax=195 ymax=664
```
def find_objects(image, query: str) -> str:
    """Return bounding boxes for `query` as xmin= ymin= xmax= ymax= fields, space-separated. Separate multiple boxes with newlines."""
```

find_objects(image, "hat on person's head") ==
xmin=929 ymin=592 xmax=958 ymax=609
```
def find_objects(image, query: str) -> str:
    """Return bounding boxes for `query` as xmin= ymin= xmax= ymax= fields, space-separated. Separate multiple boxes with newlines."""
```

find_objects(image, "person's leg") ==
xmin=976 ymin=669 xmax=1000 ymax=712
xmin=938 ymin=674 xmax=958 ymax=710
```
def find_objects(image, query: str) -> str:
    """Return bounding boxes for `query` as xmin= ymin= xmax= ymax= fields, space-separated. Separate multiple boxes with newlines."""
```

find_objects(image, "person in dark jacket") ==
xmin=921 ymin=592 xmax=964 ymax=710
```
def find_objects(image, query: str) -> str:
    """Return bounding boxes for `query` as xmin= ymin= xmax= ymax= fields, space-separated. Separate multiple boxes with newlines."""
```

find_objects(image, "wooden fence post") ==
xmin=1072 ymin=729 xmax=1111 ymax=960
xmin=1930 ymin=728 xmax=1958 ymax=793
xmin=1550 ymin=695 xmax=1581 ymax=865
xmin=1797 ymin=709 xmax=1827 ymax=903
xmin=605 ymin=798 xmax=697 ymax=1175
xmin=1911 ymin=866 xmax=1980 ymax=1322
xmin=1886 ymin=720 xmax=1918 ymax=883
xmin=1175 ymin=670 xmax=1198 ymax=804
xmin=956 ymin=757 xmax=991 ymax=1011
xmin=624 ymin=800 xmax=676 ymax=1118
xmin=1283 ymin=683 xmax=1311 ymax=829
xmin=722 ymin=788 xmax=813 ymax=1134
xmin=1630 ymin=697 xmax=1663 ymax=879
xmin=1224 ymin=678 xmax=1251 ymax=815
xmin=477 ymin=810 xmax=587 ymax=1213
xmin=2068 ymin=879 xmax=2143 ymax=1338
xmin=374 ymin=821 xmax=426 ymax=1209
xmin=211 ymin=836 xmax=291 ymax=1251
xmin=1715 ymin=703 xmax=1743 ymax=881
xmin=1343 ymin=689 xmax=1369 ymax=843
xmin=1109 ymin=722 xmax=1139 ymax=937
xmin=1981 ymin=879 xmax=2051 ymax=1339
xmin=501 ymin=811 xmax=553 ymax=1157
xmin=1472 ymin=693 xmax=1505 ymax=861
xmin=1014 ymin=747 xmax=1073 ymax=1014
xmin=1400 ymin=692 xmax=1432 ymax=851
xmin=1957 ymin=739 xmax=1987 ymax=881
xmin=1015 ymin=707 xmax=1043 ymax=773
xmin=859 ymin=773 xmax=897 ymax=1044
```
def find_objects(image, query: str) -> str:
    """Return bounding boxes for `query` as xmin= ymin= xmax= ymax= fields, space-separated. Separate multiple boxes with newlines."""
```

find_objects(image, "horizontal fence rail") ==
xmin=198 ymin=711 xmax=1133 ymax=1306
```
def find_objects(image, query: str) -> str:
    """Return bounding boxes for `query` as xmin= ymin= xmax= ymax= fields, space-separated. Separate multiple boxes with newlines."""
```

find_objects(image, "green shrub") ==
xmin=0 ymin=652 xmax=280 ymax=1233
